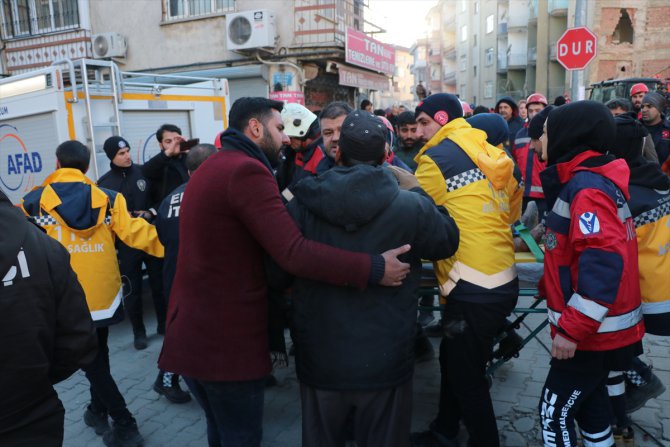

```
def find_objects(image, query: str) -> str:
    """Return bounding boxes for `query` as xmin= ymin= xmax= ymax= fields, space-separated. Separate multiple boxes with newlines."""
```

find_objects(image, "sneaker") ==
xmin=626 ymin=373 xmax=666 ymax=413
xmin=103 ymin=418 xmax=144 ymax=447
xmin=133 ymin=333 xmax=148 ymax=351
xmin=613 ymin=426 xmax=635 ymax=447
xmin=84 ymin=405 xmax=110 ymax=436
xmin=153 ymin=377 xmax=192 ymax=404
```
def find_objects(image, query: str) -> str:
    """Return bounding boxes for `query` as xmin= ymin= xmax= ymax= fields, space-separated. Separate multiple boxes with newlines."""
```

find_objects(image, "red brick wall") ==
xmin=647 ymin=6 xmax=670 ymax=29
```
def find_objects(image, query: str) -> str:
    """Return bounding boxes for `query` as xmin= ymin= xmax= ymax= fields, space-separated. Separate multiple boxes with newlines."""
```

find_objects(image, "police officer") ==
xmin=98 ymin=136 xmax=165 ymax=350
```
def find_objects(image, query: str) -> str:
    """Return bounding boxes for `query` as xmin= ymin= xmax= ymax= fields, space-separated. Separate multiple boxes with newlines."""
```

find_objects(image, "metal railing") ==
xmin=508 ymin=53 xmax=527 ymax=68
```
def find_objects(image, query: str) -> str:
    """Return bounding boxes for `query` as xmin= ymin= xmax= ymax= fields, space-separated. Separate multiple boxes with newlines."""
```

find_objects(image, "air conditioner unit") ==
xmin=226 ymin=10 xmax=276 ymax=51
xmin=92 ymin=33 xmax=127 ymax=59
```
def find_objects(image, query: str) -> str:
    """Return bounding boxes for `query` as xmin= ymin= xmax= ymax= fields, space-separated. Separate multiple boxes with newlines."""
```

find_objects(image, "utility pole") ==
xmin=571 ymin=0 xmax=587 ymax=102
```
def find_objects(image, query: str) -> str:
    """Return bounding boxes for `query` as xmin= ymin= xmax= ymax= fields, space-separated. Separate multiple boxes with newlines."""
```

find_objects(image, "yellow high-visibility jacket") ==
xmin=414 ymin=118 xmax=518 ymax=300
xmin=21 ymin=168 xmax=164 ymax=323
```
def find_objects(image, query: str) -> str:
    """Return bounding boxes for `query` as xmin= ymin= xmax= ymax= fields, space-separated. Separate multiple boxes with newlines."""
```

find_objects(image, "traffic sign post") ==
xmin=556 ymin=26 xmax=597 ymax=71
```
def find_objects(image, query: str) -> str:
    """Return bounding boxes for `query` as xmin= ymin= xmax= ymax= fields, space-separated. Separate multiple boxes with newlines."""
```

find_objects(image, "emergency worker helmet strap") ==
xmin=281 ymin=103 xmax=318 ymax=138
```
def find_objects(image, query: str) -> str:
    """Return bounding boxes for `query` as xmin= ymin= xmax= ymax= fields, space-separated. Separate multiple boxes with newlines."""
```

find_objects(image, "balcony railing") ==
xmin=497 ymin=54 xmax=508 ymax=72
xmin=443 ymin=71 xmax=456 ymax=84
xmin=498 ymin=22 xmax=508 ymax=35
xmin=508 ymin=11 xmax=529 ymax=28
xmin=508 ymin=53 xmax=527 ymax=68
xmin=549 ymin=0 xmax=568 ymax=16
xmin=1 ymin=0 xmax=80 ymax=39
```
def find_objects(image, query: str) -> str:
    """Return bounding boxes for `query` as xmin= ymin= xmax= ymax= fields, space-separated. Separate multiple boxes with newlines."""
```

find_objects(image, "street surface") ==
xmin=56 ymin=294 xmax=670 ymax=446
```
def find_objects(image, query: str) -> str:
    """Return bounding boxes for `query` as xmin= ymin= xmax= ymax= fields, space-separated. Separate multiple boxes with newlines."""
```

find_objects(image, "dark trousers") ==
xmin=300 ymin=380 xmax=413 ymax=447
xmin=183 ymin=376 xmax=265 ymax=447
xmin=82 ymin=327 xmax=132 ymax=422
xmin=433 ymin=296 xmax=516 ymax=447
xmin=118 ymin=243 xmax=165 ymax=335
xmin=539 ymin=357 xmax=614 ymax=447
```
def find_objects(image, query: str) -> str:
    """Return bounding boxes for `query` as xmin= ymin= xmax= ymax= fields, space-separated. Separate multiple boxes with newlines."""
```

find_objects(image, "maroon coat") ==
xmin=158 ymin=146 xmax=373 ymax=382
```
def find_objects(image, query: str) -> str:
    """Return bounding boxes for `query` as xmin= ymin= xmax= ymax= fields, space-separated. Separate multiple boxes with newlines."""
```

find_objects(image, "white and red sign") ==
xmin=556 ymin=27 xmax=597 ymax=71
xmin=269 ymin=91 xmax=305 ymax=105
xmin=345 ymin=27 xmax=395 ymax=76
xmin=338 ymin=65 xmax=390 ymax=92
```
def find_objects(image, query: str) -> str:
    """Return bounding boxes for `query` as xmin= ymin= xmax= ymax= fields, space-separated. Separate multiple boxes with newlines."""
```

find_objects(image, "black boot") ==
xmin=102 ymin=417 xmax=144 ymax=447
xmin=153 ymin=371 xmax=192 ymax=404
xmin=133 ymin=330 xmax=148 ymax=350
xmin=84 ymin=404 xmax=110 ymax=436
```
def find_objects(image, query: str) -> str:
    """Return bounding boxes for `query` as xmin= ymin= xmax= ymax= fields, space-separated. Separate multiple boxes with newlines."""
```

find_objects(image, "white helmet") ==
xmin=281 ymin=103 xmax=318 ymax=138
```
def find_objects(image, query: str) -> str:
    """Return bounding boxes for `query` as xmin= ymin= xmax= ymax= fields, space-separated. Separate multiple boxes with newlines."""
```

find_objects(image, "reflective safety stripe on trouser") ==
xmin=548 ymin=306 xmax=642 ymax=333
xmin=441 ymin=261 xmax=517 ymax=296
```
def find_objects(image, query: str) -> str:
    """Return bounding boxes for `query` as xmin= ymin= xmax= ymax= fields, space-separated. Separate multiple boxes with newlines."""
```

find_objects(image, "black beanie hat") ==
xmin=528 ymin=105 xmax=555 ymax=140
xmin=642 ymin=91 xmax=667 ymax=113
xmin=415 ymin=93 xmax=463 ymax=127
xmin=339 ymin=111 xmax=387 ymax=163
xmin=103 ymin=136 xmax=130 ymax=160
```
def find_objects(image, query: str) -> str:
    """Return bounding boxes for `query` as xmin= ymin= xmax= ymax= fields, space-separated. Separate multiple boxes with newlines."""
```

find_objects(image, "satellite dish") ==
xmin=228 ymin=15 xmax=252 ymax=45
xmin=93 ymin=35 xmax=109 ymax=57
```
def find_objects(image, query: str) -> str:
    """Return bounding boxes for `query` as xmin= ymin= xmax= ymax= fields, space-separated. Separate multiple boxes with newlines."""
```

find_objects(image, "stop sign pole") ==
xmin=565 ymin=0 xmax=590 ymax=101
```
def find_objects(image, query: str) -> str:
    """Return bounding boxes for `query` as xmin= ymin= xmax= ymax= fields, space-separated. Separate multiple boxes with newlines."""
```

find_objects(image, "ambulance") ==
xmin=0 ymin=58 xmax=229 ymax=204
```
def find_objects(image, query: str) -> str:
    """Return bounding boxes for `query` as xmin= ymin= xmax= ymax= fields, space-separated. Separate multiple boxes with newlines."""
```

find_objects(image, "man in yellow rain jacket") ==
xmin=21 ymin=140 xmax=163 ymax=447
xmin=409 ymin=94 xmax=518 ymax=447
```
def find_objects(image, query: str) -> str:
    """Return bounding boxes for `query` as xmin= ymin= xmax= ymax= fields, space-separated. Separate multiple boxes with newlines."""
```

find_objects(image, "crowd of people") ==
xmin=1 ymin=83 xmax=669 ymax=447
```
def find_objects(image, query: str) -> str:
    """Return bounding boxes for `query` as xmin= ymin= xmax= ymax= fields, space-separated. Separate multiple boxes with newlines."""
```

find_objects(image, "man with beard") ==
xmin=394 ymin=111 xmax=422 ymax=172
xmin=494 ymin=96 xmax=524 ymax=153
xmin=316 ymin=102 xmax=353 ymax=174
xmin=630 ymin=83 xmax=649 ymax=116
xmin=640 ymin=91 xmax=670 ymax=168
xmin=159 ymin=97 xmax=412 ymax=447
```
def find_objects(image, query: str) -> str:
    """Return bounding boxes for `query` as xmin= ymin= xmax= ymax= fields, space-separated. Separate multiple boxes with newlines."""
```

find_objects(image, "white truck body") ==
xmin=0 ymin=59 xmax=229 ymax=204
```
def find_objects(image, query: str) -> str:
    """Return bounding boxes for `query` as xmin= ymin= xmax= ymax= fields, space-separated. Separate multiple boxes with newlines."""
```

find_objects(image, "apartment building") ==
xmin=410 ymin=0 xmax=670 ymax=108
xmin=0 ymin=0 xmax=393 ymax=109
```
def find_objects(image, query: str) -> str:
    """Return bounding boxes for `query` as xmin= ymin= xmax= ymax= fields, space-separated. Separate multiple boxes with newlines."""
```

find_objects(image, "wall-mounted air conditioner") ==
xmin=92 ymin=33 xmax=127 ymax=59
xmin=226 ymin=10 xmax=276 ymax=51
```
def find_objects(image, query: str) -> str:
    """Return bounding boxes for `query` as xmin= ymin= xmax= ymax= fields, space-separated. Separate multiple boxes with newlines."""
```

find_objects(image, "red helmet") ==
xmin=630 ymin=83 xmax=649 ymax=96
xmin=526 ymin=93 xmax=548 ymax=106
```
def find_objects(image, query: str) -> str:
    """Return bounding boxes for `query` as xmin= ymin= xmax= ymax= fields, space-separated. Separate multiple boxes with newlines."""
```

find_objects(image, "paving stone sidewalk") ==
xmin=56 ymin=295 xmax=670 ymax=446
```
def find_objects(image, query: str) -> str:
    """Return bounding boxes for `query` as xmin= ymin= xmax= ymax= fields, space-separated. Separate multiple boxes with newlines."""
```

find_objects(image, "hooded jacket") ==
xmin=141 ymin=151 xmax=189 ymax=211
xmin=495 ymin=96 xmax=524 ymax=149
xmin=285 ymin=165 xmax=459 ymax=390
xmin=512 ymin=123 xmax=546 ymax=200
xmin=20 ymin=169 xmax=164 ymax=325
xmin=158 ymin=128 xmax=383 ymax=382
xmin=1 ymin=190 xmax=97 ymax=441
xmin=610 ymin=113 xmax=670 ymax=335
xmin=414 ymin=117 xmax=518 ymax=302
xmin=540 ymin=102 xmax=644 ymax=351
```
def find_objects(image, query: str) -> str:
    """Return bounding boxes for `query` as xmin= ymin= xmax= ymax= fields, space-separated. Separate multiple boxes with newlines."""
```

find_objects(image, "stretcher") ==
xmin=417 ymin=223 xmax=549 ymax=378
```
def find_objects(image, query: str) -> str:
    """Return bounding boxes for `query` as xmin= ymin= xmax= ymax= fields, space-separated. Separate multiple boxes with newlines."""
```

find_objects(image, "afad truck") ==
xmin=0 ymin=58 xmax=229 ymax=204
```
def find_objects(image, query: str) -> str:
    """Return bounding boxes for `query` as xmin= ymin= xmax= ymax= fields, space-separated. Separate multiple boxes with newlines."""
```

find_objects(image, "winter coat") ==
xmin=414 ymin=117 xmax=518 ymax=302
xmin=0 ymin=190 xmax=97 ymax=442
xmin=540 ymin=151 xmax=644 ymax=350
xmin=285 ymin=165 xmax=459 ymax=390
xmin=158 ymin=128 xmax=380 ymax=382
xmin=97 ymin=163 xmax=150 ymax=213
xmin=20 ymin=169 xmax=164 ymax=325
xmin=141 ymin=151 xmax=189 ymax=210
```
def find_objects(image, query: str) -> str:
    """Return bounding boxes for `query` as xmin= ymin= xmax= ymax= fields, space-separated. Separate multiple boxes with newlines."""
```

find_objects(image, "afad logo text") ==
xmin=0 ymin=124 xmax=43 ymax=192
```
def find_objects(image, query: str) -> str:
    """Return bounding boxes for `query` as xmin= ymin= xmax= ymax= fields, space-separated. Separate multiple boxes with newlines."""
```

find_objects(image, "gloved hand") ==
xmin=387 ymin=165 xmax=420 ymax=190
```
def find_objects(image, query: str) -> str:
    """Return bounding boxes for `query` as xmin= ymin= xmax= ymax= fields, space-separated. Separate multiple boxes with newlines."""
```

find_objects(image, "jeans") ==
xmin=183 ymin=376 xmax=265 ymax=447
xmin=82 ymin=327 xmax=132 ymax=422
